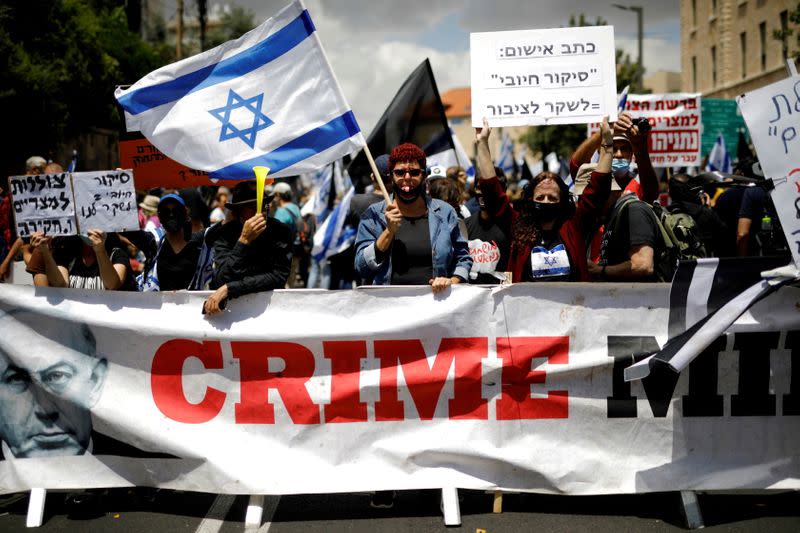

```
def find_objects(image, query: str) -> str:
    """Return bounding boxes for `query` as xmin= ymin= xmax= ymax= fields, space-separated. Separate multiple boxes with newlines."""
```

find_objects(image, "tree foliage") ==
xmin=520 ymin=13 xmax=646 ymax=161
xmin=0 ymin=0 xmax=164 ymax=176
xmin=773 ymin=2 xmax=800 ymax=61
xmin=207 ymin=6 xmax=256 ymax=49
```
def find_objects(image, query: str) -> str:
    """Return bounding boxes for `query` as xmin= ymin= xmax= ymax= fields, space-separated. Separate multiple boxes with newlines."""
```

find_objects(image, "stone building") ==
xmin=681 ymin=0 xmax=798 ymax=98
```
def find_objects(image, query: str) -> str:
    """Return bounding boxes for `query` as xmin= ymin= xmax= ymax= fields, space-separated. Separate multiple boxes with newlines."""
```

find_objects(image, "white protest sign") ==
xmin=737 ymin=78 xmax=800 ymax=268
xmin=9 ymin=173 xmax=76 ymax=237
xmin=471 ymin=26 xmax=617 ymax=127
xmin=588 ymin=93 xmax=702 ymax=167
xmin=72 ymin=170 xmax=139 ymax=234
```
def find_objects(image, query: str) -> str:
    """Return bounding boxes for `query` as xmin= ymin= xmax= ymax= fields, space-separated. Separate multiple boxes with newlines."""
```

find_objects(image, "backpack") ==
xmin=606 ymin=195 xmax=680 ymax=282
xmin=652 ymin=203 xmax=708 ymax=261
xmin=296 ymin=213 xmax=316 ymax=256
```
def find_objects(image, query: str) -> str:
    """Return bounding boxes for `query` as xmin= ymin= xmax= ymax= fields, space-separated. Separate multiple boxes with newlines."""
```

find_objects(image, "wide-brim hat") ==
xmin=572 ymin=163 xmax=621 ymax=195
xmin=225 ymin=181 xmax=274 ymax=209
xmin=139 ymin=194 xmax=160 ymax=214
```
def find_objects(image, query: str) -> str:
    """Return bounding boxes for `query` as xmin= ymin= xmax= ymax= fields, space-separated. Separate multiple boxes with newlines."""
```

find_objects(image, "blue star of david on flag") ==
xmin=208 ymin=89 xmax=274 ymax=149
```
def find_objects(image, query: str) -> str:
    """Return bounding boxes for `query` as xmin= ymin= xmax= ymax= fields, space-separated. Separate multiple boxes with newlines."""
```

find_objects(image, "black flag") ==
xmin=347 ymin=59 xmax=454 ymax=190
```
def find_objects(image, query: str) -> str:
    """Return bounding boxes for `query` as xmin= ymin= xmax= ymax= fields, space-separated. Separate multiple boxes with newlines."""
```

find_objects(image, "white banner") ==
xmin=588 ymin=93 xmax=702 ymax=167
xmin=470 ymin=26 xmax=618 ymax=127
xmin=0 ymin=283 xmax=798 ymax=495
xmin=737 ymin=77 xmax=800 ymax=269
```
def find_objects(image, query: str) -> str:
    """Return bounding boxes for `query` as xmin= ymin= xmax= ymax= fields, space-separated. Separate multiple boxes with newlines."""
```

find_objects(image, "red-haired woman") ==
xmin=474 ymin=117 xmax=614 ymax=282
xmin=355 ymin=142 xmax=472 ymax=293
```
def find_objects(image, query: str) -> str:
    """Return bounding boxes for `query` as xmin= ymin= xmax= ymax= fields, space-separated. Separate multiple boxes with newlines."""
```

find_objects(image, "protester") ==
xmin=475 ymin=117 xmax=614 ymax=282
xmin=569 ymin=111 xmax=659 ymax=203
xmin=428 ymin=176 xmax=468 ymax=239
xmin=272 ymin=182 xmax=303 ymax=287
xmin=329 ymin=154 xmax=392 ymax=288
xmin=29 ymin=230 xmax=137 ymax=290
xmin=138 ymin=193 xmax=203 ymax=291
xmin=354 ymin=143 xmax=471 ymax=292
xmin=667 ymin=173 xmax=728 ymax=257
xmin=139 ymin=194 xmax=163 ymax=242
xmin=464 ymin=172 xmax=510 ymax=284
xmin=203 ymin=181 xmax=292 ymax=315
xmin=25 ymin=155 xmax=47 ymax=176
xmin=209 ymin=186 xmax=231 ymax=224
xmin=179 ymin=187 xmax=212 ymax=233
xmin=0 ymin=176 xmax=11 ymax=280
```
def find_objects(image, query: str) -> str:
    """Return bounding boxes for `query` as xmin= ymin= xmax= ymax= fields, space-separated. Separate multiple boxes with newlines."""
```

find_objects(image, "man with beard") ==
xmin=138 ymin=193 xmax=203 ymax=291
xmin=354 ymin=143 xmax=471 ymax=292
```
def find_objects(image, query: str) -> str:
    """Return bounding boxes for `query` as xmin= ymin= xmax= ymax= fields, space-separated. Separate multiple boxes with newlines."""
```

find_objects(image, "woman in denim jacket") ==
xmin=354 ymin=143 xmax=472 ymax=292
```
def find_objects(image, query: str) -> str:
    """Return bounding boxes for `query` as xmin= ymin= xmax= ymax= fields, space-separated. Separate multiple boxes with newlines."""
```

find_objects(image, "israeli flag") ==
xmin=706 ymin=133 xmax=732 ymax=173
xmin=312 ymin=185 xmax=355 ymax=261
xmin=495 ymin=132 xmax=515 ymax=176
xmin=115 ymin=0 xmax=363 ymax=181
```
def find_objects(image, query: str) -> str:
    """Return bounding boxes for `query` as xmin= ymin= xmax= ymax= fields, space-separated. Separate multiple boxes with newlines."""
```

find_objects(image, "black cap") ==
xmin=225 ymin=181 xmax=274 ymax=209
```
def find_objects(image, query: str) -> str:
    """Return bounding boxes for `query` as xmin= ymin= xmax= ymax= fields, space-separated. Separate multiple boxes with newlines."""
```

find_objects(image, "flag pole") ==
xmin=362 ymin=143 xmax=391 ymax=203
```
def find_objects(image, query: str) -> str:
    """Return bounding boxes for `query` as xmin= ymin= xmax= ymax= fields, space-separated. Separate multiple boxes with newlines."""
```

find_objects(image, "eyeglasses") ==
xmin=393 ymin=168 xmax=423 ymax=178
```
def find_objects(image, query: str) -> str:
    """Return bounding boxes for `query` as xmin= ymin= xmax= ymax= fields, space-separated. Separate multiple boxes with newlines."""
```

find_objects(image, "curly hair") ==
xmin=389 ymin=143 xmax=426 ymax=170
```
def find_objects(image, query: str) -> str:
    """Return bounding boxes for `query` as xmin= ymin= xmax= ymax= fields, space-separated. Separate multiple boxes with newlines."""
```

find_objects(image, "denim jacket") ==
xmin=354 ymin=196 xmax=472 ymax=285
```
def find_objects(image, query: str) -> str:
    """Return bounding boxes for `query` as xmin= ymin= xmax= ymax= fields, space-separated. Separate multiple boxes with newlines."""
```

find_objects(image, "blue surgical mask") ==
xmin=611 ymin=158 xmax=630 ymax=179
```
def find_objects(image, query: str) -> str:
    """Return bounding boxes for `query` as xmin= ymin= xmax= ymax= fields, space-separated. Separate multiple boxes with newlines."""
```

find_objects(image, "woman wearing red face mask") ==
xmin=474 ymin=117 xmax=614 ymax=282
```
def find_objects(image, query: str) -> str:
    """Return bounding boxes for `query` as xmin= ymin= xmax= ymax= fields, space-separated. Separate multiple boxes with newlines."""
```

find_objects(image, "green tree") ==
xmin=520 ymin=13 xmax=646 ymax=163
xmin=207 ymin=6 xmax=256 ymax=49
xmin=773 ymin=2 xmax=800 ymax=61
xmin=0 ymin=0 xmax=165 ymax=176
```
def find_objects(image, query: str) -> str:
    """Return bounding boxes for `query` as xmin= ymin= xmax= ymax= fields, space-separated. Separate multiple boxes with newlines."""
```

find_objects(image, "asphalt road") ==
xmin=1 ymin=488 xmax=799 ymax=532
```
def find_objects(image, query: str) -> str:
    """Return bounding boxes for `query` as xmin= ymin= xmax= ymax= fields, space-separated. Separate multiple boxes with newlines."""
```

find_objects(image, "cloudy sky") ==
xmin=173 ymin=0 xmax=681 ymax=132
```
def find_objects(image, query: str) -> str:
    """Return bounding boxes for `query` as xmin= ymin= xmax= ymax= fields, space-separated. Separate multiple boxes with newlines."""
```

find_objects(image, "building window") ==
xmin=692 ymin=56 xmax=697 ymax=91
xmin=692 ymin=0 xmax=697 ymax=25
xmin=781 ymin=10 xmax=789 ymax=59
xmin=760 ymin=21 xmax=767 ymax=71
xmin=711 ymin=0 xmax=717 ymax=15
xmin=711 ymin=46 xmax=717 ymax=87
xmin=741 ymin=32 xmax=747 ymax=78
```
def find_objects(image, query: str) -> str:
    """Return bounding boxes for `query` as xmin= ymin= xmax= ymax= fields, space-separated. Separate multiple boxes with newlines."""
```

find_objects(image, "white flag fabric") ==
xmin=495 ymin=133 xmax=515 ymax=175
xmin=705 ymin=133 xmax=731 ymax=174
xmin=311 ymin=185 xmax=355 ymax=261
xmin=115 ymin=0 xmax=363 ymax=180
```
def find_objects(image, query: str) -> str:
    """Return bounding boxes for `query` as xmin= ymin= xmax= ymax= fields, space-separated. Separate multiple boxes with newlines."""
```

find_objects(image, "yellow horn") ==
xmin=253 ymin=165 xmax=271 ymax=214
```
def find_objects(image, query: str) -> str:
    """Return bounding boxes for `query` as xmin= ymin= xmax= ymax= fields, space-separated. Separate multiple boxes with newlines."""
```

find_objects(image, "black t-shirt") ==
xmin=465 ymin=213 xmax=510 ymax=284
xmin=156 ymin=232 xmax=203 ymax=291
xmin=599 ymin=195 xmax=658 ymax=274
xmin=390 ymin=214 xmax=433 ymax=285
xmin=713 ymin=186 xmax=766 ymax=256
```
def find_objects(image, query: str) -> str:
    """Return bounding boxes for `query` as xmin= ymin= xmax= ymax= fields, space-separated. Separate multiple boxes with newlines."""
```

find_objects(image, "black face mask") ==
xmin=395 ymin=181 xmax=424 ymax=204
xmin=531 ymin=201 xmax=562 ymax=222
xmin=160 ymin=210 xmax=185 ymax=234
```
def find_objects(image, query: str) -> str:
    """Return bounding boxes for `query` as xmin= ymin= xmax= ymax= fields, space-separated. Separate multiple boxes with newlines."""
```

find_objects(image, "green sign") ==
xmin=701 ymin=99 xmax=749 ymax=159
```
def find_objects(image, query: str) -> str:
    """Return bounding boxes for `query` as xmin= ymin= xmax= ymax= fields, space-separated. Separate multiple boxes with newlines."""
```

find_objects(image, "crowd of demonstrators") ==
xmin=354 ymin=142 xmax=471 ymax=293
xmin=0 ymin=118 xmax=792 ymax=308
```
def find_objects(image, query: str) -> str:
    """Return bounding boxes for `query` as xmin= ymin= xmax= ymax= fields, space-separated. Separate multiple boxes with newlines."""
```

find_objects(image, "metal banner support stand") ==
xmin=679 ymin=490 xmax=705 ymax=529
xmin=26 ymin=488 xmax=46 ymax=528
xmin=441 ymin=487 xmax=461 ymax=526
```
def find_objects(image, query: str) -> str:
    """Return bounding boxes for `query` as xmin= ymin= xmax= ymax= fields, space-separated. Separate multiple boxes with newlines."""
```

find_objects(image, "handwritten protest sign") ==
xmin=119 ymin=132 xmax=214 ymax=190
xmin=9 ymin=173 xmax=76 ymax=237
xmin=737 ymin=76 xmax=800 ymax=268
xmin=471 ymin=26 xmax=617 ymax=127
xmin=588 ymin=93 xmax=702 ymax=167
xmin=72 ymin=170 xmax=139 ymax=233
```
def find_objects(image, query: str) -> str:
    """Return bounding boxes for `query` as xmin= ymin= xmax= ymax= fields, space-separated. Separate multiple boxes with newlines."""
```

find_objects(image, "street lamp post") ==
xmin=612 ymin=4 xmax=644 ymax=90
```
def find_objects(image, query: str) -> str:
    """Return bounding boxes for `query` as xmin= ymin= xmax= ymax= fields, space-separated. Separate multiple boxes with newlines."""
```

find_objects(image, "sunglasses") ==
xmin=393 ymin=168 xmax=423 ymax=178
